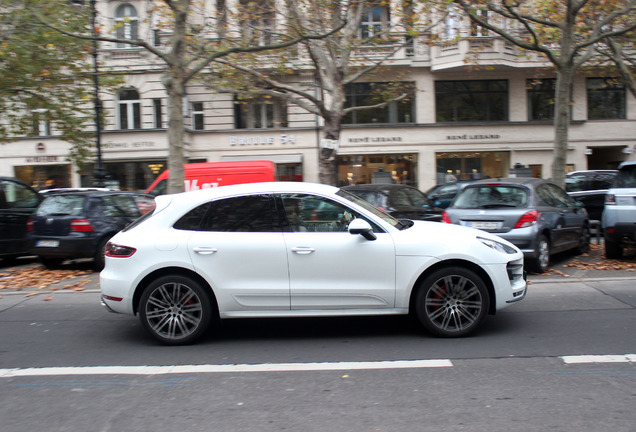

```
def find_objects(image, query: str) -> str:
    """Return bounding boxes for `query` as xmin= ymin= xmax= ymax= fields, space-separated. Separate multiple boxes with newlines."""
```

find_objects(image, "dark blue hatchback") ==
xmin=27 ymin=190 xmax=155 ymax=270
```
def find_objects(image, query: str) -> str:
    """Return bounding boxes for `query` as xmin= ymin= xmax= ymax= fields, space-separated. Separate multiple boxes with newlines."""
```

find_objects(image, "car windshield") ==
xmin=337 ymin=189 xmax=408 ymax=229
xmin=615 ymin=165 xmax=636 ymax=188
xmin=36 ymin=195 xmax=86 ymax=216
xmin=453 ymin=185 xmax=528 ymax=209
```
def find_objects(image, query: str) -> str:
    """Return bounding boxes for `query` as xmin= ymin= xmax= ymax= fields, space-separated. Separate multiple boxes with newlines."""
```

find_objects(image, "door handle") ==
xmin=193 ymin=247 xmax=218 ymax=255
xmin=291 ymin=247 xmax=315 ymax=255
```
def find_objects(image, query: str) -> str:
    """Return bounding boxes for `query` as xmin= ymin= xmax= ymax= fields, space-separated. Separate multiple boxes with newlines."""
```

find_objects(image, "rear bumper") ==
xmin=604 ymin=223 xmax=636 ymax=245
xmin=29 ymin=237 xmax=96 ymax=259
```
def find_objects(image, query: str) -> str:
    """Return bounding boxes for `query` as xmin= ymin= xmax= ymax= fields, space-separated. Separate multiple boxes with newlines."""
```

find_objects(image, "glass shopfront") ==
xmin=337 ymin=154 xmax=418 ymax=187
xmin=434 ymin=151 xmax=510 ymax=184
xmin=15 ymin=165 xmax=72 ymax=191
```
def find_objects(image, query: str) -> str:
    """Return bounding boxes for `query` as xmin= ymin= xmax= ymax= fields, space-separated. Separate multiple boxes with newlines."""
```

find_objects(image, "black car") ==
xmin=565 ymin=170 xmax=617 ymax=221
xmin=341 ymin=184 xmax=443 ymax=222
xmin=27 ymin=190 xmax=155 ymax=270
xmin=0 ymin=177 xmax=43 ymax=262
xmin=425 ymin=181 xmax=475 ymax=209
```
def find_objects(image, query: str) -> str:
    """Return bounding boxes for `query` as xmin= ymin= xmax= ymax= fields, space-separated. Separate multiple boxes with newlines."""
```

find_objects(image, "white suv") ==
xmin=602 ymin=161 xmax=636 ymax=258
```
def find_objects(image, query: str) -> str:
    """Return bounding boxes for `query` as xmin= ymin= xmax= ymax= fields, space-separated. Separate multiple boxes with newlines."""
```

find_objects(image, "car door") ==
xmin=186 ymin=194 xmax=290 ymax=311
xmin=0 ymin=179 xmax=41 ymax=255
xmin=537 ymin=184 xmax=583 ymax=251
xmin=279 ymin=193 xmax=396 ymax=310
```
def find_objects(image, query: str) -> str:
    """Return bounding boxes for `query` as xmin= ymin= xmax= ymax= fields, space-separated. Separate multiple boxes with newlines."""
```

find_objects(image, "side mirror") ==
xmin=348 ymin=218 xmax=377 ymax=241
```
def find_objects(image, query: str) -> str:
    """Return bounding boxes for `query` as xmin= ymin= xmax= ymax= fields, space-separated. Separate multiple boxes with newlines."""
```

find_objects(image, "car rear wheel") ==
xmin=576 ymin=225 xmax=590 ymax=255
xmin=529 ymin=235 xmax=550 ymax=273
xmin=93 ymin=238 xmax=109 ymax=271
xmin=415 ymin=267 xmax=489 ymax=337
xmin=139 ymin=275 xmax=213 ymax=345
xmin=604 ymin=238 xmax=623 ymax=259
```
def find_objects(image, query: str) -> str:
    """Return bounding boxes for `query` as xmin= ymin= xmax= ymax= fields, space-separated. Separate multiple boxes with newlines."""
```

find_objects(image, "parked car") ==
xmin=442 ymin=178 xmax=590 ymax=273
xmin=27 ymin=189 xmax=156 ymax=270
xmin=341 ymin=184 xmax=443 ymax=222
xmin=565 ymin=170 xmax=617 ymax=221
xmin=425 ymin=181 xmax=475 ymax=209
xmin=100 ymin=182 xmax=527 ymax=345
xmin=602 ymin=161 xmax=636 ymax=259
xmin=0 ymin=177 xmax=42 ymax=262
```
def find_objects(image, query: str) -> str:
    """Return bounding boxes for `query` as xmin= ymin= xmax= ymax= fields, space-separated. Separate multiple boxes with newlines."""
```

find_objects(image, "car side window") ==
xmin=174 ymin=203 xmax=211 ymax=231
xmin=281 ymin=193 xmax=359 ymax=233
xmin=436 ymin=184 xmax=457 ymax=200
xmin=201 ymin=195 xmax=277 ymax=232
xmin=542 ymin=184 xmax=571 ymax=207
xmin=1 ymin=180 xmax=39 ymax=209
xmin=102 ymin=195 xmax=140 ymax=217
xmin=565 ymin=174 xmax=586 ymax=192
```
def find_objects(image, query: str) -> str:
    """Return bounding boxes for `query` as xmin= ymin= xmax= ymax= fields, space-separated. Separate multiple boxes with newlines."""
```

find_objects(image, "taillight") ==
xmin=105 ymin=242 xmax=136 ymax=258
xmin=514 ymin=210 xmax=540 ymax=229
xmin=26 ymin=219 xmax=34 ymax=232
xmin=70 ymin=219 xmax=94 ymax=232
xmin=441 ymin=211 xmax=451 ymax=224
xmin=605 ymin=194 xmax=616 ymax=205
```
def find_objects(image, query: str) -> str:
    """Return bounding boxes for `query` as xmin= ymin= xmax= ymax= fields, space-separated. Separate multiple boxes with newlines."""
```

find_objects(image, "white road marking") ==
xmin=560 ymin=354 xmax=636 ymax=364
xmin=0 ymin=359 xmax=453 ymax=378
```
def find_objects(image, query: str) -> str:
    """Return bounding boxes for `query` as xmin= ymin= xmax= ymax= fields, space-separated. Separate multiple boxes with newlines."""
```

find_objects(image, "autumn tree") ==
xmin=207 ymin=0 xmax=444 ymax=185
xmin=0 ymin=0 xmax=101 ymax=167
xmin=35 ymin=0 xmax=340 ymax=193
xmin=454 ymin=0 xmax=636 ymax=187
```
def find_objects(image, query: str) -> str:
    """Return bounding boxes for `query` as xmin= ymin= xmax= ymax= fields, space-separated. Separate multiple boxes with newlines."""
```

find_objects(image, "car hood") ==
xmin=391 ymin=220 xmax=522 ymax=263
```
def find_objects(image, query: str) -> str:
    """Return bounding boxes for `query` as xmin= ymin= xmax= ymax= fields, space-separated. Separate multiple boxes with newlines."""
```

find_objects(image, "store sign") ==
xmin=25 ymin=155 xmax=59 ymax=162
xmin=446 ymin=134 xmax=501 ymax=140
xmin=229 ymin=134 xmax=297 ymax=146
xmin=103 ymin=141 xmax=156 ymax=149
xmin=348 ymin=137 xmax=403 ymax=143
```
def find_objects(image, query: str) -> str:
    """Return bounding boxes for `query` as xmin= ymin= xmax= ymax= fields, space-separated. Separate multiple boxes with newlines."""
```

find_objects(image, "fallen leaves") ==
xmin=0 ymin=265 xmax=93 ymax=292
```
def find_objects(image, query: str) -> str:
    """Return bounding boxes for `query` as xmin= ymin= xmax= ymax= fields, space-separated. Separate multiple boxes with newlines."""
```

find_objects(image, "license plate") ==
xmin=468 ymin=221 xmax=500 ymax=230
xmin=36 ymin=240 xmax=59 ymax=247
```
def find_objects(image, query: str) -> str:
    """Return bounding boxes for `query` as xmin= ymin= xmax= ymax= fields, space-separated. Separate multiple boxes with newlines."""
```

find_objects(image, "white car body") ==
xmin=100 ymin=182 xmax=527 ymax=344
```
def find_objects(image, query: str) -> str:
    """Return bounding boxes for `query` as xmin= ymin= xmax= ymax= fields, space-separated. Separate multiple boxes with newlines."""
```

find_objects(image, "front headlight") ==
xmin=478 ymin=236 xmax=518 ymax=254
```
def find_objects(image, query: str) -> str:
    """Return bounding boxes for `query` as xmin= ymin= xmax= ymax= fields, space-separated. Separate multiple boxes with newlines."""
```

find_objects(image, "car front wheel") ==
xmin=415 ymin=267 xmax=489 ymax=337
xmin=139 ymin=275 xmax=213 ymax=345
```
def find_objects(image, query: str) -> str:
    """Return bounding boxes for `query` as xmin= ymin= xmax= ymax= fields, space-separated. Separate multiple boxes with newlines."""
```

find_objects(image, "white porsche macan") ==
xmin=100 ymin=182 xmax=527 ymax=345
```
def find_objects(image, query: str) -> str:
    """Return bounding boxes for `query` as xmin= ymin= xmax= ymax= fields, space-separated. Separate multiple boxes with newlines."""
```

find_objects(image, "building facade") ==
xmin=2 ymin=1 xmax=635 ymax=192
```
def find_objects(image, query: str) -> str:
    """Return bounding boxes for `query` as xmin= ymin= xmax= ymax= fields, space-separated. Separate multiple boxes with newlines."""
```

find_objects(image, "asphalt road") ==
xmin=1 ymin=255 xmax=635 ymax=432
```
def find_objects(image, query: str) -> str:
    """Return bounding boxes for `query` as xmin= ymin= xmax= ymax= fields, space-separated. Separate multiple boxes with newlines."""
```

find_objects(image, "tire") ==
xmin=39 ymin=257 xmax=64 ymax=269
xmin=529 ymin=235 xmax=550 ymax=273
xmin=415 ymin=267 xmax=489 ymax=337
xmin=576 ymin=225 xmax=590 ymax=255
xmin=93 ymin=237 xmax=109 ymax=271
xmin=604 ymin=238 xmax=623 ymax=259
xmin=139 ymin=275 xmax=213 ymax=345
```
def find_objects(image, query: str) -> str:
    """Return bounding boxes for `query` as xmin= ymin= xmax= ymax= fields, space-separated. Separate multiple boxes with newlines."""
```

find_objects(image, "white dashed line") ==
xmin=560 ymin=354 xmax=636 ymax=364
xmin=0 ymin=359 xmax=453 ymax=378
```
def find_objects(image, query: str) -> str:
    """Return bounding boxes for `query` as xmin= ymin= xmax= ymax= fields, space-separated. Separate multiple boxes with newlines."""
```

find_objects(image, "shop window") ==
xmin=435 ymin=151 xmax=509 ymax=183
xmin=115 ymin=4 xmax=139 ymax=48
xmin=153 ymin=98 xmax=162 ymax=128
xmin=435 ymin=80 xmax=508 ymax=123
xmin=234 ymin=96 xmax=287 ymax=129
xmin=360 ymin=4 xmax=390 ymax=39
xmin=527 ymin=79 xmax=556 ymax=121
xmin=192 ymin=102 xmax=204 ymax=130
xmin=118 ymin=88 xmax=141 ymax=130
xmin=343 ymin=83 xmax=415 ymax=124
xmin=587 ymin=78 xmax=626 ymax=120
xmin=337 ymin=154 xmax=417 ymax=187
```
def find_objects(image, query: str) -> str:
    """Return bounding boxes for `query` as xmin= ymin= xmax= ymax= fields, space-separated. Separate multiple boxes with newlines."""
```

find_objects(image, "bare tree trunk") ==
xmin=318 ymin=114 xmax=341 ymax=186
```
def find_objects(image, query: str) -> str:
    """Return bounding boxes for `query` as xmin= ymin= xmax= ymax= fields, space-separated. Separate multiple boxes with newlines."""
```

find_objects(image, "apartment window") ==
xmin=239 ymin=0 xmax=275 ymax=45
xmin=587 ymin=78 xmax=626 ymax=120
xmin=235 ymin=96 xmax=287 ymax=129
xmin=527 ymin=79 xmax=556 ymax=120
xmin=343 ymin=82 xmax=415 ymax=124
xmin=192 ymin=102 xmax=204 ymax=130
xmin=115 ymin=4 xmax=139 ymax=48
xmin=360 ymin=5 xmax=390 ymax=39
xmin=118 ymin=89 xmax=141 ymax=130
xmin=470 ymin=9 xmax=489 ymax=37
xmin=153 ymin=98 xmax=162 ymax=128
xmin=32 ymin=109 xmax=50 ymax=136
xmin=435 ymin=80 xmax=508 ymax=122
xmin=444 ymin=6 xmax=459 ymax=40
